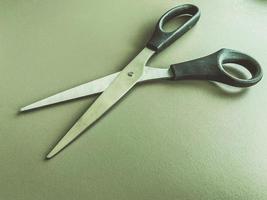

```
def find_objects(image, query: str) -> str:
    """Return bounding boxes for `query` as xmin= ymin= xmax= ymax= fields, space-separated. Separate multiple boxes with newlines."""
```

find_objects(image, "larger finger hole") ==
xmin=222 ymin=63 xmax=252 ymax=80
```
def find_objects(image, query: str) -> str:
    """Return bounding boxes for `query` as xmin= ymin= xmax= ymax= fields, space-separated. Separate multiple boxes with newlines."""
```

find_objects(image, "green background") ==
xmin=1 ymin=0 xmax=267 ymax=199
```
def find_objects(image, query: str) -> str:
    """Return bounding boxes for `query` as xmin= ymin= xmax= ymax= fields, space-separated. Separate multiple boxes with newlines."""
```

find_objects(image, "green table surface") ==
xmin=1 ymin=0 xmax=267 ymax=199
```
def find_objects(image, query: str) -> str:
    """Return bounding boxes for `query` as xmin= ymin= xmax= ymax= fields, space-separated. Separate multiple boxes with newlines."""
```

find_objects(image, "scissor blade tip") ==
xmin=20 ymin=105 xmax=36 ymax=112
xmin=46 ymin=152 xmax=55 ymax=159
xmin=46 ymin=147 xmax=62 ymax=159
xmin=20 ymin=107 xmax=28 ymax=112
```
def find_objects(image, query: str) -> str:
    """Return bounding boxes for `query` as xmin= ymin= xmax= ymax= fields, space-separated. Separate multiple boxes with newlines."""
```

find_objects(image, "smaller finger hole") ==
xmin=161 ymin=15 xmax=191 ymax=33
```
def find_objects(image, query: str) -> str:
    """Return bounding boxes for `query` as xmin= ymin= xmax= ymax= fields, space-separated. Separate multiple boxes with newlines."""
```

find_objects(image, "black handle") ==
xmin=146 ymin=4 xmax=200 ymax=53
xmin=170 ymin=48 xmax=263 ymax=87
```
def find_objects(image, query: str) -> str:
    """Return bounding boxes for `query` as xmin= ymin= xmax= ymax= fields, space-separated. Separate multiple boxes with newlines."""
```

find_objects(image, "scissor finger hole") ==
xmin=222 ymin=63 xmax=252 ymax=80
xmin=161 ymin=14 xmax=191 ymax=33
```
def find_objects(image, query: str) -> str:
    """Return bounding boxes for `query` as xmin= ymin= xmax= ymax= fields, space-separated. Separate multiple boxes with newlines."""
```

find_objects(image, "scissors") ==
xmin=20 ymin=4 xmax=263 ymax=159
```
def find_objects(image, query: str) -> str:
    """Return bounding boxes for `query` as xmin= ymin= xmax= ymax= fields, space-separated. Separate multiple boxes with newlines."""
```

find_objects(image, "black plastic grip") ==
xmin=146 ymin=4 xmax=200 ymax=53
xmin=170 ymin=49 xmax=263 ymax=87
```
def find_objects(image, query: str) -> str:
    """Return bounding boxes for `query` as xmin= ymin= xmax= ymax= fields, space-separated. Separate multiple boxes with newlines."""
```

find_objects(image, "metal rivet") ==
xmin=128 ymin=72 xmax=134 ymax=77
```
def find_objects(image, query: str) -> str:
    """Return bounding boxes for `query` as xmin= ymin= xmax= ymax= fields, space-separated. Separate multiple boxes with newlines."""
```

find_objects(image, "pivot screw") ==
xmin=128 ymin=72 xmax=134 ymax=77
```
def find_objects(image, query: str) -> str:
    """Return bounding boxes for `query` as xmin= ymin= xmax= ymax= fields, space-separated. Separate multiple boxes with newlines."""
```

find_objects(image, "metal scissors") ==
xmin=20 ymin=4 xmax=263 ymax=159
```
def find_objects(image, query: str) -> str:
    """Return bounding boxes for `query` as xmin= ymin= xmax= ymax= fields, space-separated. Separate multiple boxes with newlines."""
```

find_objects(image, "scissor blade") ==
xmin=20 ymin=67 xmax=171 ymax=112
xmin=20 ymin=72 xmax=119 ymax=111
xmin=46 ymin=48 xmax=155 ymax=158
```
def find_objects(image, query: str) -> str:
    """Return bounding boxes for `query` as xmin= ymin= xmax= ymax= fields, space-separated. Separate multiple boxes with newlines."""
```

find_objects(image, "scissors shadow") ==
xmin=144 ymin=79 xmax=248 ymax=99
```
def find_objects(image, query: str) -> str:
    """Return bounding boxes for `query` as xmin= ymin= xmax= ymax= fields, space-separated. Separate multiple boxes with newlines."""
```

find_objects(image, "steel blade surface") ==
xmin=46 ymin=48 xmax=154 ymax=158
xmin=20 ymin=72 xmax=119 ymax=111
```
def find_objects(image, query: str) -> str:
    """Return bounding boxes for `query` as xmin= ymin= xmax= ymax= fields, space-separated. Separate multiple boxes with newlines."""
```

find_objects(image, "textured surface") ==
xmin=0 ymin=0 xmax=267 ymax=199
